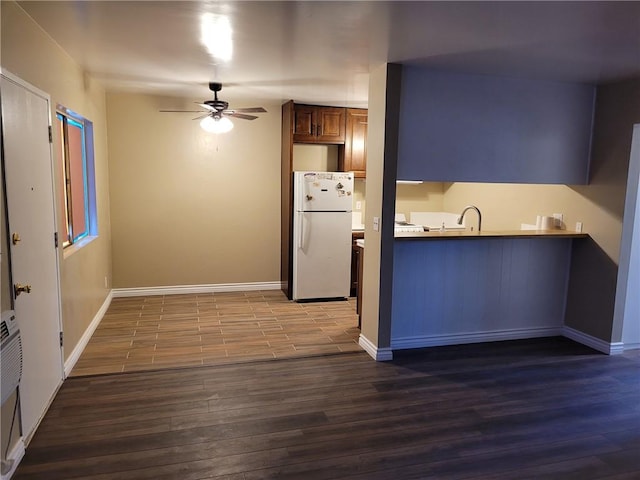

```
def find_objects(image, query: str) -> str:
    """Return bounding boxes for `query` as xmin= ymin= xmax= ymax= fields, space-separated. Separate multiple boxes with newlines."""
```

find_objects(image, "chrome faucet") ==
xmin=457 ymin=205 xmax=482 ymax=231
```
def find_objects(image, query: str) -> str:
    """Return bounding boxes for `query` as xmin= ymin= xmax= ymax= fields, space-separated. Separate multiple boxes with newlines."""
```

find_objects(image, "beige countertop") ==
xmin=394 ymin=229 xmax=589 ymax=240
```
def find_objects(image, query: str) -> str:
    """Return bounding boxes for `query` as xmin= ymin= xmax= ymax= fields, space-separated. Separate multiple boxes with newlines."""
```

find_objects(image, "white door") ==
xmin=1 ymin=71 xmax=64 ymax=440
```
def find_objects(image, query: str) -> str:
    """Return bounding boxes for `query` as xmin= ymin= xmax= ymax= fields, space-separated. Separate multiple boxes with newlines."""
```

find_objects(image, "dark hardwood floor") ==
xmin=15 ymin=337 xmax=640 ymax=479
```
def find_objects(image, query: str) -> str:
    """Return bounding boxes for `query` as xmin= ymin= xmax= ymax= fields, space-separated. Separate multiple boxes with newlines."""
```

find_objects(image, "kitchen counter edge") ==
xmin=394 ymin=230 xmax=589 ymax=240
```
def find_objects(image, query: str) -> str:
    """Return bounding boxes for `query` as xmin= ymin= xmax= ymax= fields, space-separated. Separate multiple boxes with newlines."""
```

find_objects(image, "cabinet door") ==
xmin=343 ymin=108 xmax=368 ymax=177
xmin=293 ymin=105 xmax=346 ymax=144
xmin=316 ymin=107 xmax=345 ymax=143
xmin=293 ymin=105 xmax=316 ymax=143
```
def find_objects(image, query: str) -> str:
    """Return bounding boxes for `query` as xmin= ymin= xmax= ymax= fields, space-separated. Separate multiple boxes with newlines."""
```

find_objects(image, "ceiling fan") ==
xmin=160 ymin=82 xmax=266 ymax=133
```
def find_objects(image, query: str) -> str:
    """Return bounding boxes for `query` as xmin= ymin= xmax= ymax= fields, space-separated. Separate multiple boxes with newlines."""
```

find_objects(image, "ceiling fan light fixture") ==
xmin=200 ymin=115 xmax=234 ymax=134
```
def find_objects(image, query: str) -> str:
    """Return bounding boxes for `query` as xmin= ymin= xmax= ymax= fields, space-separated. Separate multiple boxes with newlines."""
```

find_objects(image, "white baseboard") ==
xmin=0 ymin=437 xmax=24 ymax=480
xmin=358 ymin=334 xmax=393 ymax=361
xmin=562 ymin=326 xmax=625 ymax=355
xmin=112 ymin=281 xmax=283 ymax=298
xmin=623 ymin=342 xmax=640 ymax=352
xmin=391 ymin=326 xmax=563 ymax=351
xmin=64 ymin=290 xmax=113 ymax=377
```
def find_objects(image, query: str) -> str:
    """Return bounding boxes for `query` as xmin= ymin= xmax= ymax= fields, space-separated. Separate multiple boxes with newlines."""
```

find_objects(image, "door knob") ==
xmin=14 ymin=283 xmax=32 ymax=297
xmin=12 ymin=233 xmax=21 ymax=245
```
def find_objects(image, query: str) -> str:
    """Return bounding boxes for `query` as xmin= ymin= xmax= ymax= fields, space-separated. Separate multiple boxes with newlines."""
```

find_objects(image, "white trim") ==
xmin=623 ymin=342 xmax=640 ymax=352
xmin=563 ymin=326 xmax=624 ymax=355
xmin=112 ymin=282 xmax=283 ymax=298
xmin=358 ymin=334 xmax=393 ymax=361
xmin=1 ymin=437 xmax=25 ymax=480
xmin=64 ymin=290 xmax=113 ymax=377
xmin=391 ymin=327 xmax=563 ymax=351
xmin=0 ymin=69 xmax=50 ymax=100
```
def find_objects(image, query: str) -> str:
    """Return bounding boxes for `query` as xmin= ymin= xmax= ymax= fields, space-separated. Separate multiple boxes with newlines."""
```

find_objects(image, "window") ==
xmin=56 ymin=107 xmax=97 ymax=247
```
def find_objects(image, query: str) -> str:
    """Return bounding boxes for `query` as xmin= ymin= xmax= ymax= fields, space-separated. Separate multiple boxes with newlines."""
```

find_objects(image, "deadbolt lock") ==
xmin=12 ymin=233 xmax=21 ymax=245
xmin=14 ymin=283 xmax=32 ymax=297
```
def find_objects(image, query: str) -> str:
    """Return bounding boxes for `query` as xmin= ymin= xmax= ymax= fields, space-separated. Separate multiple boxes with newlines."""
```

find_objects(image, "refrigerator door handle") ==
xmin=297 ymin=212 xmax=305 ymax=250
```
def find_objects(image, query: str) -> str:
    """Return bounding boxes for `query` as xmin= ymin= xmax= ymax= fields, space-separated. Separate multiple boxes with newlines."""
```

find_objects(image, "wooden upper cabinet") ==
xmin=316 ymin=108 xmax=345 ymax=142
xmin=292 ymin=105 xmax=315 ymax=141
xmin=341 ymin=108 xmax=368 ymax=178
xmin=293 ymin=104 xmax=345 ymax=144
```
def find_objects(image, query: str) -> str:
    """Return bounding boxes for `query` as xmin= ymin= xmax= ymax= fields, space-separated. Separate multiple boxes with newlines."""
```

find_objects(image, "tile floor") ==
xmin=70 ymin=290 xmax=362 ymax=376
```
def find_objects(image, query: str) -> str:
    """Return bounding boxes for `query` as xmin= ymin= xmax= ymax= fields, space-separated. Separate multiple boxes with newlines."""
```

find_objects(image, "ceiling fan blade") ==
xmin=197 ymin=103 xmax=217 ymax=112
xmin=160 ymin=109 xmax=206 ymax=113
xmin=229 ymin=107 xmax=267 ymax=113
xmin=192 ymin=114 xmax=210 ymax=121
xmin=225 ymin=112 xmax=258 ymax=120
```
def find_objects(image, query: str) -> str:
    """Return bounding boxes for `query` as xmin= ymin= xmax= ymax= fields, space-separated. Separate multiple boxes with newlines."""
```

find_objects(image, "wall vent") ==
xmin=1 ymin=310 xmax=23 ymax=405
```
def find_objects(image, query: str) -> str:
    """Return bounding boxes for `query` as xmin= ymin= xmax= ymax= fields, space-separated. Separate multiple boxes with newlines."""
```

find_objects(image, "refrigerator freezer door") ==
xmin=294 ymin=172 xmax=353 ymax=212
xmin=292 ymin=211 xmax=352 ymax=300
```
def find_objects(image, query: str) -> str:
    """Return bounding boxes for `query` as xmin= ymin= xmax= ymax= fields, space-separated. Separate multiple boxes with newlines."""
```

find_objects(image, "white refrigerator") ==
xmin=292 ymin=171 xmax=354 ymax=301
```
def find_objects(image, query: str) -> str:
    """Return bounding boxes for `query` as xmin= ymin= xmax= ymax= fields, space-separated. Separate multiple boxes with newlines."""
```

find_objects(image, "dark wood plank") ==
xmin=14 ymin=338 xmax=640 ymax=480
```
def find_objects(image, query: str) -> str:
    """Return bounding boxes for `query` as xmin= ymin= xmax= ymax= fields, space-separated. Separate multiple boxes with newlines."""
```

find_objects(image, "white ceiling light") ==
xmin=200 ymin=115 xmax=234 ymax=134
xmin=200 ymin=13 xmax=232 ymax=62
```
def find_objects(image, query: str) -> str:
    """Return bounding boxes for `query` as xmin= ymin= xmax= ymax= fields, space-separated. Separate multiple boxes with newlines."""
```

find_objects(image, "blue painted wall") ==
xmin=397 ymin=68 xmax=595 ymax=184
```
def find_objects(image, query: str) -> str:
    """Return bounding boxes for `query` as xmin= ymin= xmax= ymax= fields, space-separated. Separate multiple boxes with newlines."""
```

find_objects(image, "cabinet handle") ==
xmin=317 ymin=124 xmax=322 ymax=137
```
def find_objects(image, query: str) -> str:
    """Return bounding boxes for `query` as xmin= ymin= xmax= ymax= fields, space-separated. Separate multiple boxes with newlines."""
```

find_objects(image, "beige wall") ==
xmin=292 ymin=144 xmax=339 ymax=172
xmin=1 ymin=0 xmax=112 ymax=455
xmin=360 ymin=63 xmax=402 ymax=351
xmin=1 ymin=1 xmax=113 ymax=360
xmin=107 ymin=93 xmax=281 ymax=287
xmin=443 ymin=182 xmax=623 ymax=261
xmin=395 ymin=182 xmax=445 ymax=219
xmin=353 ymin=179 xmax=366 ymax=217
xmin=360 ymin=65 xmax=385 ymax=348
xmin=354 ymin=181 xmax=445 ymax=223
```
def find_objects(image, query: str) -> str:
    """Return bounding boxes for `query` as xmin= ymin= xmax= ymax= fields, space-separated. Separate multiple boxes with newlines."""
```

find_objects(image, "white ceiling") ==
xmin=18 ymin=1 xmax=640 ymax=107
